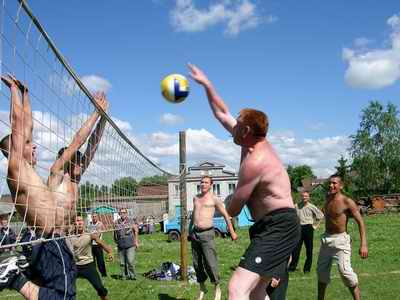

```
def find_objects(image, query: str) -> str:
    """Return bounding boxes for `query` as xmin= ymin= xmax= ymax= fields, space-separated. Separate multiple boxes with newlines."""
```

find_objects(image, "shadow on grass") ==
xmin=158 ymin=293 xmax=188 ymax=300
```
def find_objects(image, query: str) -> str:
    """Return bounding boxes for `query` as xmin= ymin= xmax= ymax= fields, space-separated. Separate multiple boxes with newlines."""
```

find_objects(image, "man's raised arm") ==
xmin=81 ymin=93 xmax=108 ymax=175
xmin=188 ymin=64 xmax=237 ymax=134
xmin=49 ymin=92 xmax=107 ymax=177
xmin=1 ymin=76 xmax=26 ymax=171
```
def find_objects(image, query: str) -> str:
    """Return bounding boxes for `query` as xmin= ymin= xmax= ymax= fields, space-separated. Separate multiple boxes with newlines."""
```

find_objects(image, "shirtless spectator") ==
xmin=317 ymin=174 xmax=368 ymax=300
xmin=189 ymin=176 xmax=237 ymax=300
xmin=189 ymin=64 xmax=300 ymax=299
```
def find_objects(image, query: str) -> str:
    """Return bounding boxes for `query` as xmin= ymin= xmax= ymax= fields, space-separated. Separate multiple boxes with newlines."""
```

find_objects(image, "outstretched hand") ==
xmin=1 ymin=74 xmax=27 ymax=92
xmin=94 ymin=92 xmax=109 ymax=112
xmin=187 ymin=63 xmax=211 ymax=86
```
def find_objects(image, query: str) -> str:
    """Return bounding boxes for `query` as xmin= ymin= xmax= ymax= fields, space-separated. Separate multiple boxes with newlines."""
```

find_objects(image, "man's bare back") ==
xmin=241 ymin=141 xmax=294 ymax=221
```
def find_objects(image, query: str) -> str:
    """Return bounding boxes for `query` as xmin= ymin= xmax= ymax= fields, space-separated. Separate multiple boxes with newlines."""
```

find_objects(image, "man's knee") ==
xmin=338 ymin=268 xmax=358 ymax=288
xmin=228 ymin=279 xmax=246 ymax=298
xmin=338 ymin=256 xmax=358 ymax=287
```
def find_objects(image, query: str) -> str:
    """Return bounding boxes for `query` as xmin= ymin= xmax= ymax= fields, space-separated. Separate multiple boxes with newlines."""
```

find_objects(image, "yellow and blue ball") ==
xmin=161 ymin=74 xmax=189 ymax=103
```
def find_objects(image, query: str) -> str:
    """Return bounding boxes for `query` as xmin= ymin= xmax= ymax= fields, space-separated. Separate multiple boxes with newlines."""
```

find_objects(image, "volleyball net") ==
xmin=0 ymin=0 xmax=171 ymax=249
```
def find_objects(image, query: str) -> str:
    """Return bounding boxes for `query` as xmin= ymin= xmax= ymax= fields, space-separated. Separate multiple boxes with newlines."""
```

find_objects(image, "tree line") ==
xmin=287 ymin=101 xmax=400 ymax=206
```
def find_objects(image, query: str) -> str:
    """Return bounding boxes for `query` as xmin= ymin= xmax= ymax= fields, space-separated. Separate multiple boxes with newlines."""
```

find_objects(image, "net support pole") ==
xmin=179 ymin=131 xmax=188 ymax=281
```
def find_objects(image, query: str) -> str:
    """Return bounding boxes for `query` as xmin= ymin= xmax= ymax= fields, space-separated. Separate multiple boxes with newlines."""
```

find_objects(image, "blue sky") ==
xmin=22 ymin=0 xmax=400 ymax=177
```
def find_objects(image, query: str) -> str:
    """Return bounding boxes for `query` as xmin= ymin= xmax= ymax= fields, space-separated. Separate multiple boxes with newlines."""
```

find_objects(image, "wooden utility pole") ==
xmin=179 ymin=131 xmax=188 ymax=281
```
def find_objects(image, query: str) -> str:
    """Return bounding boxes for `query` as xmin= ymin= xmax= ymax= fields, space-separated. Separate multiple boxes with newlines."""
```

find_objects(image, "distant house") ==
xmin=167 ymin=161 xmax=238 ymax=216
xmin=90 ymin=184 xmax=168 ymax=222
xmin=300 ymin=178 xmax=327 ymax=192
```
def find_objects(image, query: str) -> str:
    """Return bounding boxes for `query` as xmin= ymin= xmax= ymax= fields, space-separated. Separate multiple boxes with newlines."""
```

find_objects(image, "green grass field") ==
xmin=1 ymin=214 xmax=400 ymax=299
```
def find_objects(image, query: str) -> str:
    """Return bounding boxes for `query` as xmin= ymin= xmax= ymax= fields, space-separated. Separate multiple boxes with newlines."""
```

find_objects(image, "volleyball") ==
xmin=160 ymin=74 xmax=189 ymax=103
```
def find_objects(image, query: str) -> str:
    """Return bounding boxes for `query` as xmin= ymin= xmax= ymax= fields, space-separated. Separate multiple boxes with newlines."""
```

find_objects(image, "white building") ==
xmin=167 ymin=161 xmax=238 ymax=216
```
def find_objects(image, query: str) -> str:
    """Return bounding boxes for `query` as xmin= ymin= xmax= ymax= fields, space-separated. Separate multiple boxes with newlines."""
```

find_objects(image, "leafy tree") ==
xmin=78 ymin=181 xmax=100 ymax=213
xmin=111 ymin=176 xmax=138 ymax=196
xmin=350 ymin=101 xmax=400 ymax=196
xmin=334 ymin=155 xmax=355 ymax=197
xmin=287 ymin=164 xmax=315 ymax=192
xmin=139 ymin=175 xmax=168 ymax=185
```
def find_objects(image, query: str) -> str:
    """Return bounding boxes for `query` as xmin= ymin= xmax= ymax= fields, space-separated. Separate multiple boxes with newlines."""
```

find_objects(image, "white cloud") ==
xmin=160 ymin=113 xmax=184 ymax=125
xmin=112 ymin=117 xmax=132 ymax=132
xmin=81 ymin=75 xmax=112 ymax=93
xmin=170 ymin=0 xmax=273 ymax=36
xmin=343 ymin=13 xmax=400 ymax=89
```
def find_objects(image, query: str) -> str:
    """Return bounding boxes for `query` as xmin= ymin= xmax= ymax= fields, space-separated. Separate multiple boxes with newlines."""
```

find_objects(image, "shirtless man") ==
xmin=47 ymin=92 xmax=108 ymax=231
xmin=0 ymin=75 xmax=56 ymax=234
xmin=190 ymin=176 xmax=237 ymax=300
xmin=317 ymin=175 xmax=368 ymax=300
xmin=189 ymin=64 xmax=300 ymax=300
xmin=0 ymin=75 xmax=76 ymax=299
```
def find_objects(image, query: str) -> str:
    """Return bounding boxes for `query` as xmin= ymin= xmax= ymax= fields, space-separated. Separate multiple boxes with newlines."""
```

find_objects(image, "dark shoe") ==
xmin=288 ymin=268 xmax=297 ymax=272
xmin=303 ymin=270 xmax=311 ymax=274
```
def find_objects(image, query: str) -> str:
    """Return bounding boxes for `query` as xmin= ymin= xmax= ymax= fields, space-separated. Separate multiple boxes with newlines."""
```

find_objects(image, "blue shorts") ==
xmin=31 ymin=238 xmax=76 ymax=300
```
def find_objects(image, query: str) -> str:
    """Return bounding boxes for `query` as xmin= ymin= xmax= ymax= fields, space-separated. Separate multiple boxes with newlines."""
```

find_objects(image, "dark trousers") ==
xmin=77 ymin=262 xmax=108 ymax=297
xmin=92 ymin=245 xmax=107 ymax=276
xmin=266 ymin=271 xmax=289 ymax=300
xmin=191 ymin=229 xmax=219 ymax=284
xmin=289 ymin=224 xmax=314 ymax=272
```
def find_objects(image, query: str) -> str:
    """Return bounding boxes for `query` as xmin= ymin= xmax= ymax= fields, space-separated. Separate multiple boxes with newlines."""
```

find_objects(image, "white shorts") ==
xmin=317 ymin=232 xmax=358 ymax=287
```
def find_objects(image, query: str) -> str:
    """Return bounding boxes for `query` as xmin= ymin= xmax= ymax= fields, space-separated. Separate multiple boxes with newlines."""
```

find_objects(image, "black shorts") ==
xmin=238 ymin=208 xmax=300 ymax=277
xmin=30 ymin=238 xmax=77 ymax=300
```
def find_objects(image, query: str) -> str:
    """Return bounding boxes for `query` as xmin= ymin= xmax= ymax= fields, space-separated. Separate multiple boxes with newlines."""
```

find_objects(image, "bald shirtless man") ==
xmin=48 ymin=92 xmax=108 ymax=231
xmin=189 ymin=64 xmax=300 ymax=300
xmin=317 ymin=174 xmax=368 ymax=300
xmin=190 ymin=176 xmax=237 ymax=300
